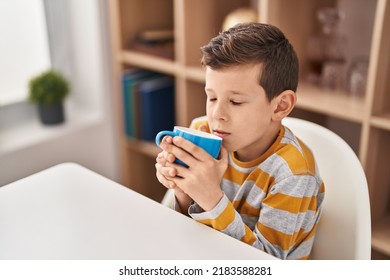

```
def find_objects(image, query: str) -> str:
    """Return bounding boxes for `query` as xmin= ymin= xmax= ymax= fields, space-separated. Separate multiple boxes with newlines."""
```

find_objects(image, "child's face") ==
xmin=205 ymin=64 xmax=279 ymax=162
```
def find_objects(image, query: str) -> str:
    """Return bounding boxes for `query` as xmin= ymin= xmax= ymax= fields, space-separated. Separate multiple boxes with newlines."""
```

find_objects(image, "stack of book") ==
xmin=121 ymin=68 xmax=175 ymax=141
xmin=132 ymin=29 xmax=175 ymax=60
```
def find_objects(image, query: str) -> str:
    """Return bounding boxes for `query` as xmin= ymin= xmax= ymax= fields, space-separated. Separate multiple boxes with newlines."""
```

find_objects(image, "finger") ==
xmin=172 ymin=136 xmax=211 ymax=163
xmin=170 ymin=162 xmax=190 ymax=179
xmin=156 ymin=151 xmax=176 ymax=164
xmin=167 ymin=173 xmax=185 ymax=190
xmin=156 ymin=159 xmax=178 ymax=177
xmin=160 ymin=140 xmax=179 ymax=164
xmin=156 ymin=152 xmax=166 ymax=163
xmin=161 ymin=135 xmax=174 ymax=145
xmin=161 ymin=164 xmax=177 ymax=178
xmin=198 ymin=124 xmax=209 ymax=132
xmin=158 ymin=136 xmax=195 ymax=166
xmin=159 ymin=136 xmax=174 ymax=151
xmin=155 ymin=163 xmax=177 ymax=189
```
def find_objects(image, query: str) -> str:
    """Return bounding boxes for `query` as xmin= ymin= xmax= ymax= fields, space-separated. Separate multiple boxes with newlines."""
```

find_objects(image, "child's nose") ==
xmin=212 ymin=102 xmax=228 ymax=121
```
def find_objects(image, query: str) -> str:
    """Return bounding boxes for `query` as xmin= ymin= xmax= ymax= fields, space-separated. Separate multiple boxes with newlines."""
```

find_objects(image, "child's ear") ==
xmin=271 ymin=90 xmax=296 ymax=121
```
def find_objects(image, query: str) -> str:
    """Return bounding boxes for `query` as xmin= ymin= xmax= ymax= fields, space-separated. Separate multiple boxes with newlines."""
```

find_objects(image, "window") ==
xmin=0 ymin=0 xmax=51 ymax=105
xmin=0 ymin=0 xmax=109 ymax=156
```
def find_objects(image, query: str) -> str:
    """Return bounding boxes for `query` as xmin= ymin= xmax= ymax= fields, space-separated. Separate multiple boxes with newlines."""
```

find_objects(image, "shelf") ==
xmin=183 ymin=66 xmax=205 ymax=83
xmin=126 ymin=139 xmax=161 ymax=158
xmin=118 ymin=50 xmax=178 ymax=76
xmin=371 ymin=113 xmax=390 ymax=131
xmin=296 ymin=82 xmax=366 ymax=123
xmin=109 ymin=0 xmax=390 ymax=259
xmin=372 ymin=214 xmax=390 ymax=255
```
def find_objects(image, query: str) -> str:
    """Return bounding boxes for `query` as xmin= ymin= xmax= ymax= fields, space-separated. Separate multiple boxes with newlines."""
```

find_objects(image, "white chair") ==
xmin=161 ymin=117 xmax=372 ymax=259
xmin=282 ymin=117 xmax=371 ymax=259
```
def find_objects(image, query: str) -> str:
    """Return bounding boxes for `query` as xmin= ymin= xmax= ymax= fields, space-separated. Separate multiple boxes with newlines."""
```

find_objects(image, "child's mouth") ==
xmin=213 ymin=129 xmax=230 ymax=138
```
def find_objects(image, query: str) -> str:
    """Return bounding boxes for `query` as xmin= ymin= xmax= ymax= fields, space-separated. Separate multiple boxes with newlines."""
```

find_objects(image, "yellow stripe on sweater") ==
xmin=264 ymin=193 xmax=318 ymax=213
xmin=225 ymin=166 xmax=275 ymax=193
xmin=257 ymin=223 xmax=298 ymax=251
xmin=241 ymin=225 xmax=257 ymax=245
xmin=277 ymin=144 xmax=315 ymax=176
xmin=197 ymin=202 xmax=236 ymax=231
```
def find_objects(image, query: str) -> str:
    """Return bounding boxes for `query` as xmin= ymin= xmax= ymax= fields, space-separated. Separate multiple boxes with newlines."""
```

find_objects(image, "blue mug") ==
xmin=155 ymin=126 xmax=222 ymax=167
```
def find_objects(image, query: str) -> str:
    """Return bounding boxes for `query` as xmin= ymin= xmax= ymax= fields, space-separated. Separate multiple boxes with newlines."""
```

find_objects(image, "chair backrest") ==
xmin=282 ymin=117 xmax=371 ymax=259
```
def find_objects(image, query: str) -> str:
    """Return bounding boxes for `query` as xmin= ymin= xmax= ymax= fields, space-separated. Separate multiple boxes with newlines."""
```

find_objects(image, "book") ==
xmin=121 ymin=69 xmax=160 ymax=138
xmin=137 ymin=76 xmax=175 ymax=141
xmin=137 ymin=29 xmax=174 ymax=43
xmin=132 ymin=39 xmax=174 ymax=60
xmin=132 ymin=29 xmax=175 ymax=60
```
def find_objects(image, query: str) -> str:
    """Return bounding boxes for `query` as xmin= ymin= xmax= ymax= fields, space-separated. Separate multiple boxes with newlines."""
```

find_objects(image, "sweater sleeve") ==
xmin=188 ymin=194 xmax=267 ymax=254
xmin=188 ymin=174 xmax=322 ymax=260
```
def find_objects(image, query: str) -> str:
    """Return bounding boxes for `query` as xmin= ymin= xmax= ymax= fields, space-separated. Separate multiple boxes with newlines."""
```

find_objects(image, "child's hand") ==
xmin=155 ymin=124 xmax=209 ymax=189
xmin=161 ymin=135 xmax=228 ymax=211
xmin=155 ymin=136 xmax=193 ymax=213
xmin=155 ymin=136 xmax=178 ymax=189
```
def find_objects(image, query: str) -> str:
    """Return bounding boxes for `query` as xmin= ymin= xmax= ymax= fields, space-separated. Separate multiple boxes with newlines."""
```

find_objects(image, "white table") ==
xmin=0 ymin=163 xmax=276 ymax=260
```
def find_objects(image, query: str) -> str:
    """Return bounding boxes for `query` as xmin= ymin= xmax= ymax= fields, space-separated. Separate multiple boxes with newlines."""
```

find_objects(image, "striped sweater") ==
xmin=181 ymin=119 xmax=325 ymax=260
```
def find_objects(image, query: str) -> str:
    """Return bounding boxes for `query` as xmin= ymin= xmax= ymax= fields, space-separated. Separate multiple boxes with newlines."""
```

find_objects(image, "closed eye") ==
xmin=230 ymin=100 xmax=243 ymax=105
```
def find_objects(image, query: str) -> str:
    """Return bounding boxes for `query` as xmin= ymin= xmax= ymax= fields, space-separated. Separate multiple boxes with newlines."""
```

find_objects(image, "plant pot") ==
xmin=38 ymin=102 xmax=65 ymax=125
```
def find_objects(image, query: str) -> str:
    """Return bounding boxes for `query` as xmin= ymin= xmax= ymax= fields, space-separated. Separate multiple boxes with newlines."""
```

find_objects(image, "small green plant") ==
xmin=28 ymin=69 xmax=70 ymax=105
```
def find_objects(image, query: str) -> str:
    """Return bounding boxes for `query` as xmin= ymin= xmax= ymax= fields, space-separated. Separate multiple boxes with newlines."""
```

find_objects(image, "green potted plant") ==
xmin=28 ymin=69 xmax=70 ymax=125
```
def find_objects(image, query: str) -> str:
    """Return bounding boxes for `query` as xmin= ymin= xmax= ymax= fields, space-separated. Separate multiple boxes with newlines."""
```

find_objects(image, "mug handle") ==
xmin=155 ymin=130 xmax=176 ymax=147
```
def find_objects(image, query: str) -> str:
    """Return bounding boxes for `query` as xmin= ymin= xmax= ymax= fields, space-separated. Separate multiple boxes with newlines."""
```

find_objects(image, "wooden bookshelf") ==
xmin=108 ymin=0 xmax=390 ymax=258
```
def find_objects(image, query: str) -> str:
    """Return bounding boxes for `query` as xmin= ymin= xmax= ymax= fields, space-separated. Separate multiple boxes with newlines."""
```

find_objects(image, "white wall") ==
xmin=0 ymin=0 xmax=119 ymax=186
